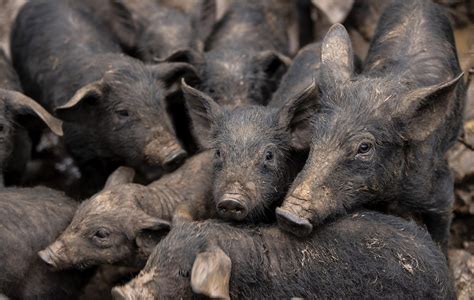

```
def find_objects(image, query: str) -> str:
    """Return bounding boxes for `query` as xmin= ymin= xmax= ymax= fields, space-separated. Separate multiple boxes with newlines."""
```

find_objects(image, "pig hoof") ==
xmin=276 ymin=208 xmax=313 ymax=237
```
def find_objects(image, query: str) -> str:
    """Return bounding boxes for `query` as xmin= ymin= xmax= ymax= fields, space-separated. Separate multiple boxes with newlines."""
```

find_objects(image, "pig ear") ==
xmin=400 ymin=73 xmax=464 ymax=142
xmin=135 ymin=217 xmax=171 ymax=254
xmin=278 ymin=79 xmax=319 ymax=150
xmin=192 ymin=0 xmax=217 ymax=50
xmin=148 ymin=62 xmax=200 ymax=94
xmin=320 ymin=24 xmax=354 ymax=88
xmin=1 ymin=89 xmax=63 ymax=136
xmin=191 ymin=244 xmax=231 ymax=300
xmin=181 ymin=79 xmax=222 ymax=148
xmin=104 ymin=166 xmax=135 ymax=189
xmin=109 ymin=0 xmax=145 ymax=50
xmin=55 ymin=80 xmax=106 ymax=122
xmin=254 ymin=50 xmax=292 ymax=79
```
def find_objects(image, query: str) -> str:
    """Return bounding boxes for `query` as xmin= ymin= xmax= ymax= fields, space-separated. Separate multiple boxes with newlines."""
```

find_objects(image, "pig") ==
xmin=169 ymin=0 xmax=293 ymax=109
xmin=276 ymin=0 xmax=465 ymax=253
xmin=0 ymin=49 xmax=63 ymax=187
xmin=11 ymin=0 xmax=198 ymax=196
xmin=112 ymin=211 xmax=455 ymax=299
xmin=180 ymin=43 xmax=322 ymax=222
xmin=39 ymin=151 xmax=213 ymax=270
xmin=0 ymin=186 xmax=93 ymax=299
xmin=109 ymin=0 xmax=216 ymax=62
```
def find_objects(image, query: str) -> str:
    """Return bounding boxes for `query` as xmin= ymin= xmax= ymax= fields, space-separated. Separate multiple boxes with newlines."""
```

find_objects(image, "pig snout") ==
xmin=144 ymin=138 xmax=187 ymax=171
xmin=38 ymin=241 xmax=65 ymax=269
xmin=217 ymin=193 xmax=249 ymax=221
xmin=276 ymin=203 xmax=313 ymax=238
xmin=111 ymin=287 xmax=136 ymax=300
xmin=112 ymin=282 xmax=154 ymax=300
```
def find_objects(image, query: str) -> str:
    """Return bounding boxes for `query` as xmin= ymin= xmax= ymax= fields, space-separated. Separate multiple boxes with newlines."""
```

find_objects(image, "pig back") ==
xmin=364 ymin=0 xmax=461 ymax=84
xmin=0 ymin=187 xmax=89 ymax=299
xmin=205 ymin=211 xmax=453 ymax=298
xmin=0 ymin=50 xmax=21 ymax=92
xmin=11 ymin=0 xmax=121 ymax=112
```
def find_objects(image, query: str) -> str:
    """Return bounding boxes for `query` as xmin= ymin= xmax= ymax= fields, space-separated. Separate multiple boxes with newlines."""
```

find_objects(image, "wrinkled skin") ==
xmin=0 ymin=49 xmax=63 ymax=186
xmin=39 ymin=151 xmax=213 ymax=270
xmin=109 ymin=0 xmax=216 ymax=62
xmin=11 ymin=0 xmax=197 ymax=196
xmin=182 ymin=72 xmax=317 ymax=222
xmin=113 ymin=211 xmax=454 ymax=299
xmin=277 ymin=0 xmax=465 ymax=252
xmin=0 ymin=187 xmax=93 ymax=299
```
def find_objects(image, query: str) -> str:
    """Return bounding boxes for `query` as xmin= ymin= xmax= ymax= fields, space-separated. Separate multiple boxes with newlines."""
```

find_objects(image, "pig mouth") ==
xmin=217 ymin=193 xmax=250 ymax=221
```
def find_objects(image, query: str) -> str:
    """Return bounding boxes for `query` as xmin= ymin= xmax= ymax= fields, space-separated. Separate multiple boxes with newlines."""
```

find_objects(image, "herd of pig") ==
xmin=0 ymin=0 xmax=471 ymax=299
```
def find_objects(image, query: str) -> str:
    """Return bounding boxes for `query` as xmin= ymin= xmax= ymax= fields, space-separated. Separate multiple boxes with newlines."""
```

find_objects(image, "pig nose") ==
xmin=163 ymin=149 xmax=187 ymax=171
xmin=276 ymin=206 xmax=313 ymax=237
xmin=111 ymin=287 xmax=135 ymax=300
xmin=38 ymin=247 xmax=58 ymax=269
xmin=217 ymin=197 xmax=249 ymax=221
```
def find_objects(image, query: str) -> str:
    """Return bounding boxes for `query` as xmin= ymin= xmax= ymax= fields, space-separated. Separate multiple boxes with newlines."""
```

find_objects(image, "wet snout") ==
xmin=38 ymin=240 xmax=65 ymax=269
xmin=144 ymin=130 xmax=187 ymax=170
xmin=217 ymin=193 xmax=249 ymax=221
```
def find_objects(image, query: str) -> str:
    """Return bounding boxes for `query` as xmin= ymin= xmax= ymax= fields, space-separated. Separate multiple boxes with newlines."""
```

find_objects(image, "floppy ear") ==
xmin=109 ymin=0 xmax=149 ymax=50
xmin=148 ymin=62 xmax=200 ymax=94
xmin=191 ymin=244 xmax=231 ymax=300
xmin=55 ymin=80 xmax=106 ymax=122
xmin=181 ymin=79 xmax=222 ymax=148
xmin=400 ymin=73 xmax=464 ymax=142
xmin=135 ymin=216 xmax=171 ymax=254
xmin=254 ymin=50 xmax=291 ymax=78
xmin=104 ymin=166 xmax=135 ymax=189
xmin=320 ymin=24 xmax=354 ymax=89
xmin=1 ymin=89 xmax=63 ymax=136
xmin=192 ymin=0 xmax=217 ymax=51
xmin=278 ymin=80 xmax=318 ymax=150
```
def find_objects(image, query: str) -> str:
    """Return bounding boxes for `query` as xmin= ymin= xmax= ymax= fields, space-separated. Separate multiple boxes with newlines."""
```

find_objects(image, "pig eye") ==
xmin=178 ymin=269 xmax=190 ymax=277
xmin=214 ymin=149 xmax=221 ymax=159
xmin=115 ymin=109 xmax=130 ymax=118
xmin=94 ymin=228 xmax=110 ymax=239
xmin=0 ymin=125 xmax=4 ymax=132
xmin=356 ymin=141 xmax=374 ymax=157
xmin=265 ymin=150 xmax=274 ymax=161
